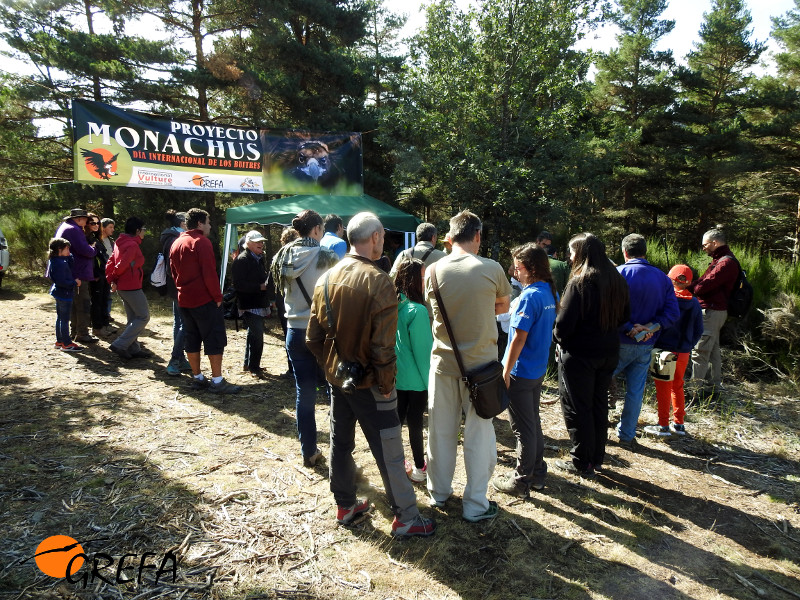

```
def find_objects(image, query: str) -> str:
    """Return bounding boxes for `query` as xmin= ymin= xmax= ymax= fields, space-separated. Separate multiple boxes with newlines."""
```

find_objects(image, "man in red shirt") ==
xmin=170 ymin=208 xmax=241 ymax=394
xmin=690 ymin=228 xmax=739 ymax=394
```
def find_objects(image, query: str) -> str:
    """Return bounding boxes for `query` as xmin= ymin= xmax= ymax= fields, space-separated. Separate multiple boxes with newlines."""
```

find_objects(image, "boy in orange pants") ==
xmin=644 ymin=265 xmax=704 ymax=436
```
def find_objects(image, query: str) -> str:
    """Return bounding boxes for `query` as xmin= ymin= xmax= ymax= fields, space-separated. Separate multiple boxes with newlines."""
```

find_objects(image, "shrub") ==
xmin=0 ymin=210 xmax=60 ymax=274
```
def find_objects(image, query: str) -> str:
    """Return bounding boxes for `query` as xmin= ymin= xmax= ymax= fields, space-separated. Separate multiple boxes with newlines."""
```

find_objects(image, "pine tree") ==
xmin=591 ymin=0 xmax=678 ymax=237
xmin=673 ymin=0 xmax=765 ymax=238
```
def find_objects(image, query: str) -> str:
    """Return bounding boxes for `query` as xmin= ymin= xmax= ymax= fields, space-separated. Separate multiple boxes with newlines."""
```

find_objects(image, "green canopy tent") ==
xmin=220 ymin=194 xmax=421 ymax=286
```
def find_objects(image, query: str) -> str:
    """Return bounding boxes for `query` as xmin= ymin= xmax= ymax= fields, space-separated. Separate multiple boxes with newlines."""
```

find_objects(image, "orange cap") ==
xmin=668 ymin=264 xmax=693 ymax=283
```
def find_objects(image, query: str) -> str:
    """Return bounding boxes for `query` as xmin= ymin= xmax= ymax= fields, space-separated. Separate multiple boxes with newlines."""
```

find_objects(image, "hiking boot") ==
xmin=553 ymin=459 xmax=595 ymax=479
xmin=463 ymin=501 xmax=499 ymax=522
xmin=618 ymin=437 xmax=637 ymax=451
xmin=61 ymin=342 xmax=84 ymax=352
xmin=208 ymin=378 xmax=242 ymax=395
xmin=188 ymin=377 xmax=209 ymax=390
xmin=337 ymin=499 xmax=370 ymax=525
xmin=405 ymin=459 xmax=427 ymax=483
xmin=179 ymin=357 xmax=192 ymax=371
xmin=303 ymin=449 xmax=324 ymax=468
xmin=670 ymin=423 xmax=687 ymax=436
xmin=491 ymin=473 xmax=530 ymax=497
xmin=166 ymin=359 xmax=182 ymax=376
xmin=75 ymin=334 xmax=98 ymax=344
xmin=644 ymin=425 xmax=671 ymax=437
xmin=391 ymin=514 xmax=436 ymax=537
xmin=109 ymin=344 xmax=132 ymax=359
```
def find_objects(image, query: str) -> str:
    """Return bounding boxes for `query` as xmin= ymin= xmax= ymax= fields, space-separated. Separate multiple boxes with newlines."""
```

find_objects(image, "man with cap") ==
xmin=232 ymin=230 xmax=271 ymax=377
xmin=643 ymin=264 xmax=704 ymax=437
xmin=55 ymin=208 xmax=98 ymax=343
xmin=689 ymin=228 xmax=740 ymax=395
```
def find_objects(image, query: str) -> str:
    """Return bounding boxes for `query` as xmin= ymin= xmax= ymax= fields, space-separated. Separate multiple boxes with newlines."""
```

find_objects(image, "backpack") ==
xmin=723 ymin=256 xmax=753 ymax=319
xmin=150 ymin=252 xmax=168 ymax=291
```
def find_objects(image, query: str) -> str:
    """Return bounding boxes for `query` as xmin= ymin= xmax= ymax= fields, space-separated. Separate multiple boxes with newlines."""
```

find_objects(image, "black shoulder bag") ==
xmin=429 ymin=264 xmax=509 ymax=419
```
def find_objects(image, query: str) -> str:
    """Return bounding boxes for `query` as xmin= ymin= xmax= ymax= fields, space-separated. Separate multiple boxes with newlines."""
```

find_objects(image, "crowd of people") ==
xmin=46 ymin=206 xmax=741 ymax=538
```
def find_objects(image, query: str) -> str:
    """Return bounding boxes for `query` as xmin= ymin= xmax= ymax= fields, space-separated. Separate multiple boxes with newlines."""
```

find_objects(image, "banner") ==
xmin=72 ymin=100 xmax=363 ymax=195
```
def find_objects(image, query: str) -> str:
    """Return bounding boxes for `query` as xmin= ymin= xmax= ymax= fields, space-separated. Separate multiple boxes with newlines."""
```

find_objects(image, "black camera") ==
xmin=335 ymin=360 xmax=364 ymax=394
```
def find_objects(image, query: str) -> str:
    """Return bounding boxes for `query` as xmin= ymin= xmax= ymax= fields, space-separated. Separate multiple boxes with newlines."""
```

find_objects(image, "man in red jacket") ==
xmin=170 ymin=208 xmax=241 ymax=395
xmin=690 ymin=228 xmax=739 ymax=394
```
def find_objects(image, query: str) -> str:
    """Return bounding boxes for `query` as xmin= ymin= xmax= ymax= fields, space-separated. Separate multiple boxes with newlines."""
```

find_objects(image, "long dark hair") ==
xmin=511 ymin=243 xmax=559 ymax=312
xmin=292 ymin=210 xmax=323 ymax=237
xmin=394 ymin=258 xmax=425 ymax=305
xmin=84 ymin=212 xmax=101 ymax=242
xmin=567 ymin=232 xmax=628 ymax=331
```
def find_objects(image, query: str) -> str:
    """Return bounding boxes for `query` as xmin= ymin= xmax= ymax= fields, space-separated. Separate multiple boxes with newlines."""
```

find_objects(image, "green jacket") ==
xmin=395 ymin=293 xmax=433 ymax=391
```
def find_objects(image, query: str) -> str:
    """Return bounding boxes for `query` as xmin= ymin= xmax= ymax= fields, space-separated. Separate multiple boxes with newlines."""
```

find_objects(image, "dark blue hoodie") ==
xmin=47 ymin=255 xmax=77 ymax=300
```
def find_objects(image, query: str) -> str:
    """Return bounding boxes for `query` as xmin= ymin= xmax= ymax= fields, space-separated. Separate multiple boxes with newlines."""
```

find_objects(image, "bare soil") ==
xmin=1 ymin=278 xmax=799 ymax=600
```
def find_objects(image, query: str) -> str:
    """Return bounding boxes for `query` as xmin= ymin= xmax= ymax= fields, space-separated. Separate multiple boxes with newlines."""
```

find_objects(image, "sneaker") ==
xmin=670 ymin=423 xmax=687 ymax=436
xmin=491 ymin=473 xmax=529 ymax=497
xmin=74 ymin=334 xmax=98 ymax=344
xmin=109 ymin=344 xmax=132 ymax=359
xmin=130 ymin=348 xmax=153 ymax=358
xmin=303 ymin=449 xmax=323 ymax=468
xmin=61 ymin=342 xmax=84 ymax=352
xmin=463 ymin=501 xmax=499 ymax=522
xmin=166 ymin=359 xmax=182 ymax=376
xmin=618 ymin=437 xmax=637 ymax=450
xmin=179 ymin=357 xmax=192 ymax=371
xmin=644 ymin=425 xmax=671 ymax=437
xmin=337 ymin=499 xmax=370 ymax=525
xmin=208 ymin=378 xmax=242 ymax=395
xmin=405 ymin=460 xmax=427 ymax=483
xmin=391 ymin=514 xmax=436 ymax=537
xmin=188 ymin=377 xmax=209 ymax=390
xmin=553 ymin=459 xmax=595 ymax=479
xmin=54 ymin=342 xmax=64 ymax=349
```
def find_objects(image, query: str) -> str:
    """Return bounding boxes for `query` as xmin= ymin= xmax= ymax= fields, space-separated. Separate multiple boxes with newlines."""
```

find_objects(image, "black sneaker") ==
xmin=208 ymin=378 xmax=242 ymax=395
xmin=109 ymin=344 xmax=132 ymax=359
xmin=188 ymin=377 xmax=209 ymax=390
xmin=618 ymin=437 xmax=637 ymax=450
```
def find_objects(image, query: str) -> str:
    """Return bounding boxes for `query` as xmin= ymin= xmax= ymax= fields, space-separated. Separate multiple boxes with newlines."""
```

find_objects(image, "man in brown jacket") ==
xmin=306 ymin=212 xmax=435 ymax=538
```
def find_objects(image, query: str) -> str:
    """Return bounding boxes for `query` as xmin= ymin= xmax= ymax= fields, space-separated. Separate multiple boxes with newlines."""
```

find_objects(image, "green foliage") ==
xmin=0 ymin=209 xmax=61 ymax=274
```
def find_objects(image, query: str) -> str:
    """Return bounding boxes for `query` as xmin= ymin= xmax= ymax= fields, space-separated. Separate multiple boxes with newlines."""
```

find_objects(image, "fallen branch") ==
xmin=753 ymin=571 xmax=800 ymax=599
xmin=508 ymin=518 xmax=535 ymax=548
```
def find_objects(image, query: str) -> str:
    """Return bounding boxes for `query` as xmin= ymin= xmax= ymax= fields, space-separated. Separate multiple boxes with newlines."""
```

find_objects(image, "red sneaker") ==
xmin=61 ymin=343 xmax=84 ymax=352
xmin=336 ymin=499 xmax=370 ymax=525
xmin=391 ymin=514 xmax=436 ymax=537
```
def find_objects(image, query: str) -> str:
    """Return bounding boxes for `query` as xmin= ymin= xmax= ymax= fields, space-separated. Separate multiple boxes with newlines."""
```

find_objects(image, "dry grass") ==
xmin=0 ymin=276 xmax=799 ymax=600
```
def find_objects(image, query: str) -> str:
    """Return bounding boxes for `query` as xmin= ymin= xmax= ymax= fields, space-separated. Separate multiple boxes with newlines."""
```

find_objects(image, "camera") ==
xmin=335 ymin=360 xmax=365 ymax=394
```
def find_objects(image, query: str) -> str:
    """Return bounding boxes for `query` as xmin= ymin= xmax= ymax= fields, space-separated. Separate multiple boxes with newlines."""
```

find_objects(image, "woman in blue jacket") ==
xmin=394 ymin=258 xmax=433 ymax=483
xmin=493 ymin=243 xmax=558 ymax=496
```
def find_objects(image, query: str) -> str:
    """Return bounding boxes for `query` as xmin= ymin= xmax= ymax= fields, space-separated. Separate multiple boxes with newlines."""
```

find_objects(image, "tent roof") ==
xmin=225 ymin=194 xmax=420 ymax=232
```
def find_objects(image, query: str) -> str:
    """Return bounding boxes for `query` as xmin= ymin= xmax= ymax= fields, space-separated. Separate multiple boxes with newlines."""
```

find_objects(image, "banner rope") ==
xmin=5 ymin=180 xmax=74 ymax=191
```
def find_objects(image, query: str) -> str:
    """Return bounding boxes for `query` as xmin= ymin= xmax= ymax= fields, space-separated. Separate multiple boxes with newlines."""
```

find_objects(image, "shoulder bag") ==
xmin=429 ymin=264 xmax=509 ymax=419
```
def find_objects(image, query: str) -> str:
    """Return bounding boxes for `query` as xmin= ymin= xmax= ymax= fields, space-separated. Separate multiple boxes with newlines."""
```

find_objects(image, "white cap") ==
xmin=245 ymin=230 xmax=267 ymax=243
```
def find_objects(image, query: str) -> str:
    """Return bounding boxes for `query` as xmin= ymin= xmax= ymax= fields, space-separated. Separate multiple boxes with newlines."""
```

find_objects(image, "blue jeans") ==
xmin=287 ymin=328 xmax=318 ymax=458
xmin=171 ymin=299 xmax=186 ymax=361
xmin=55 ymin=298 xmax=72 ymax=345
xmin=614 ymin=343 xmax=654 ymax=442
xmin=242 ymin=311 xmax=265 ymax=370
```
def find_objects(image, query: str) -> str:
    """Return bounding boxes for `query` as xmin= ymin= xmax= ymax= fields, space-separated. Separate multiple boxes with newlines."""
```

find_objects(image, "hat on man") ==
xmin=667 ymin=264 xmax=693 ymax=283
xmin=245 ymin=230 xmax=267 ymax=244
xmin=64 ymin=208 xmax=89 ymax=221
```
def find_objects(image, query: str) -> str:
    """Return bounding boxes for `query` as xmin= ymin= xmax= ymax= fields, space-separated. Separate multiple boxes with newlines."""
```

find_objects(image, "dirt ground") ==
xmin=1 ymin=279 xmax=799 ymax=600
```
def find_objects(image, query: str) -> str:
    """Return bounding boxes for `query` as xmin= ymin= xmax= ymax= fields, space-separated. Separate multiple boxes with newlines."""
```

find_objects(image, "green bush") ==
xmin=0 ymin=210 xmax=60 ymax=274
